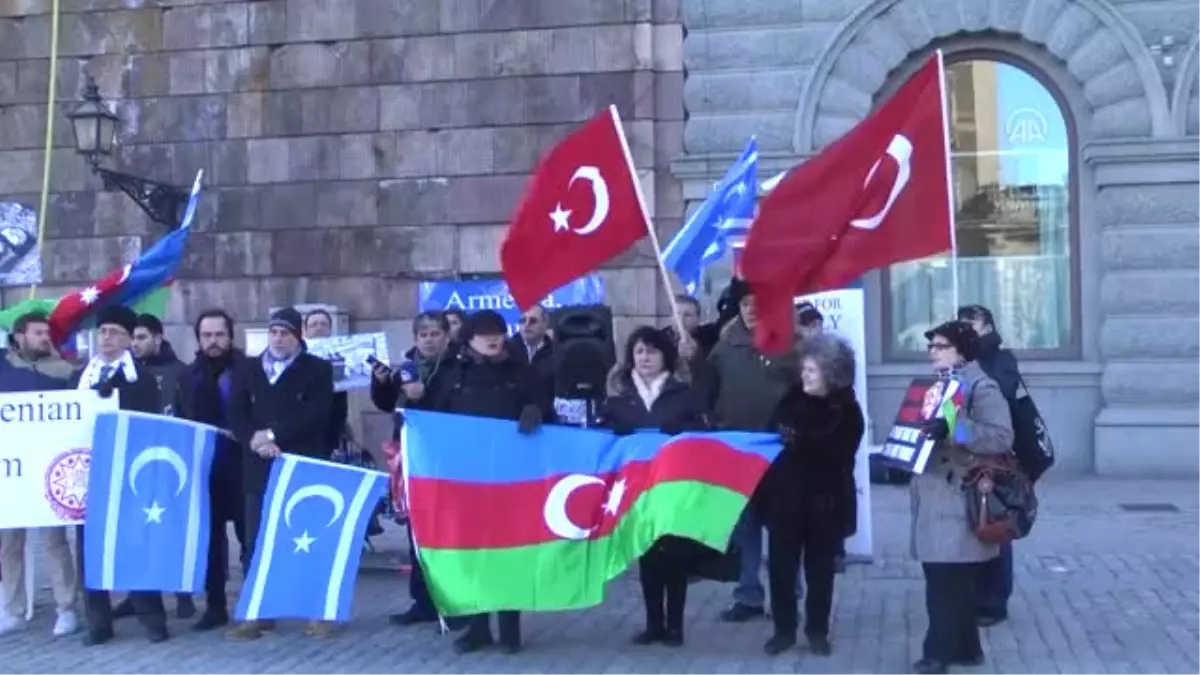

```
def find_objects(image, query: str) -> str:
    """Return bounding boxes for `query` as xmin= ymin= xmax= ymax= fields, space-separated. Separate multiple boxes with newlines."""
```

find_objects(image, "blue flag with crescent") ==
xmin=84 ymin=411 xmax=217 ymax=592
xmin=236 ymin=455 xmax=387 ymax=622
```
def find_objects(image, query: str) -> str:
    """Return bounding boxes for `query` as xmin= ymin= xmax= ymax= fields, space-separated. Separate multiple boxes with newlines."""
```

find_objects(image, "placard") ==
xmin=0 ymin=389 xmax=119 ymax=528
xmin=875 ymin=377 xmax=963 ymax=475
xmin=418 ymin=276 xmax=604 ymax=336
xmin=305 ymin=332 xmax=390 ymax=392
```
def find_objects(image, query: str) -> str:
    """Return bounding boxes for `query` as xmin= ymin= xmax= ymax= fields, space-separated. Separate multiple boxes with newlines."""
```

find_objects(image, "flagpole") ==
xmin=935 ymin=49 xmax=961 ymax=314
xmin=606 ymin=105 xmax=689 ymax=341
xmin=28 ymin=0 xmax=62 ymax=301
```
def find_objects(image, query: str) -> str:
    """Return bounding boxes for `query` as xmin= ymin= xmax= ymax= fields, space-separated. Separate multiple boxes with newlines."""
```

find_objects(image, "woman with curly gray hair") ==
xmin=751 ymin=333 xmax=864 ymax=657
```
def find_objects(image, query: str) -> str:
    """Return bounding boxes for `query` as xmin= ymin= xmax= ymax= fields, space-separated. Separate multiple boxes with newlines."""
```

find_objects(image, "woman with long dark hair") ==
xmin=755 ymin=333 xmax=864 ymax=657
xmin=601 ymin=326 xmax=710 ymax=647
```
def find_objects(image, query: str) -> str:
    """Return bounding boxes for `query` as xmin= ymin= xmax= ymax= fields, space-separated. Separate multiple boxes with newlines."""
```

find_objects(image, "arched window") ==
xmin=883 ymin=56 xmax=1078 ymax=358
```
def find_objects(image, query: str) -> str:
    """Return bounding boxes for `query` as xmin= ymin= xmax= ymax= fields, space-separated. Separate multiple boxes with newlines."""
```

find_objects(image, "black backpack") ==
xmin=1006 ymin=374 xmax=1056 ymax=482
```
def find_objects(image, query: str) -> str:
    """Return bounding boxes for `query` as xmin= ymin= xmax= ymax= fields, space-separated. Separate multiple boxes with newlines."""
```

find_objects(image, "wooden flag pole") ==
xmin=606 ymin=105 xmax=690 ymax=343
xmin=28 ymin=0 xmax=62 ymax=301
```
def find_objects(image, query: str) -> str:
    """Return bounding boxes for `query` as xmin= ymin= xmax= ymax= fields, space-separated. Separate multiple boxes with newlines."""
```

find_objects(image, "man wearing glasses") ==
xmin=507 ymin=305 xmax=556 ymax=411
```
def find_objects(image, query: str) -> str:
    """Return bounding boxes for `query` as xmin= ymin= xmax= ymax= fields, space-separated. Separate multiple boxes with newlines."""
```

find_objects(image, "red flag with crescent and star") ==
xmin=742 ymin=52 xmax=954 ymax=354
xmin=501 ymin=105 xmax=651 ymax=310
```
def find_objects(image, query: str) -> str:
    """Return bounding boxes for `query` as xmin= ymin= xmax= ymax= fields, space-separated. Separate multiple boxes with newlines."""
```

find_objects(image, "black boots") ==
xmin=453 ymin=612 xmax=520 ymax=654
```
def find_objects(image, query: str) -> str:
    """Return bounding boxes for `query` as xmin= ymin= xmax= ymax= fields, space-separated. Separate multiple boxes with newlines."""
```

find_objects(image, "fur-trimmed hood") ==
xmin=605 ymin=363 xmax=690 ymax=398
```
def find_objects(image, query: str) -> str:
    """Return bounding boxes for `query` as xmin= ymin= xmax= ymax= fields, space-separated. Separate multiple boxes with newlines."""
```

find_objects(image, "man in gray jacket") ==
xmin=686 ymin=279 xmax=804 ymax=623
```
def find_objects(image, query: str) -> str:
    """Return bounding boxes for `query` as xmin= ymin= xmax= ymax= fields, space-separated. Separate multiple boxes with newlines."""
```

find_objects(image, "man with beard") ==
xmin=174 ymin=309 xmax=247 ymax=631
xmin=110 ymin=314 xmax=197 ymax=621
xmin=0 ymin=312 xmax=80 ymax=638
xmin=227 ymin=307 xmax=334 ymax=641
xmin=69 ymin=305 xmax=169 ymax=646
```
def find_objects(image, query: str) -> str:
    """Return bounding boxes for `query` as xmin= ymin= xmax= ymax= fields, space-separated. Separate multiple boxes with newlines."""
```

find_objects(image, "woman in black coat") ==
xmin=601 ymin=326 xmax=710 ymax=647
xmin=755 ymin=333 xmax=864 ymax=657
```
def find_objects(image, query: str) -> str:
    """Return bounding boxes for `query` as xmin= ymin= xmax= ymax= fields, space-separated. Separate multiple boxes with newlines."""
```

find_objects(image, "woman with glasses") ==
xmin=910 ymin=321 xmax=1014 ymax=674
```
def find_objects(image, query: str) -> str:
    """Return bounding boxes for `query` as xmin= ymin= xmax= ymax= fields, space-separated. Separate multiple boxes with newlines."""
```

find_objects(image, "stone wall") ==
xmin=0 ymin=0 xmax=687 ymax=355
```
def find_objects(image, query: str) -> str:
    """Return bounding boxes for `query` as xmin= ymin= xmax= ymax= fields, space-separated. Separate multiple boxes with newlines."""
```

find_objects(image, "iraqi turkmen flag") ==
xmin=400 ymin=410 xmax=783 ymax=615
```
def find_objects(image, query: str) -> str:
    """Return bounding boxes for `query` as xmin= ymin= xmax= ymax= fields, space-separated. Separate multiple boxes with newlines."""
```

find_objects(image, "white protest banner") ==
xmin=0 ymin=389 xmax=119 ymax=529
xmin=795 ymin=284 xmax=874 ymax=561
xmin=305 ymin=332 xmax=391 ymax=392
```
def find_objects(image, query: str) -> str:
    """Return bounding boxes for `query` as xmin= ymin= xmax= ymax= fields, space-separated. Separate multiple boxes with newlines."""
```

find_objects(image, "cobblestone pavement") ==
xmin=4 ymin=478 xmax=1197 ymax=674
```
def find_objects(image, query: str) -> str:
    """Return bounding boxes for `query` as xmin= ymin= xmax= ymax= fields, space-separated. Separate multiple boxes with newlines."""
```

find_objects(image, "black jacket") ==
xmin=69 ymin=359 xmax=161 ymax=414
xmin=755 ymin=386 xmax=864 ymax=542
xmin=370 ymin=346 xmax=457 ymax=440
xmin=600 ymin=369 xmax=709 ymax=434
xmin=229 ymin=351 xmax=335 ymax=494
xmin=138 ymin=341 xmax=187 ymax=416
xmin=178 ymin=350 xmax=247 ymax=488
xmin=506 ymin=335 xmax=555 ymax=407
xmin=429 ymin=349 xmax=554 ymax=423
xmin=975 ymin=331 xmax=1021 ymax=401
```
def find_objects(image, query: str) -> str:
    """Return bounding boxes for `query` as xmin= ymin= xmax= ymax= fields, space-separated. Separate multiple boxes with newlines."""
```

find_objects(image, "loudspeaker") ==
xmin=551 ymin=304 xmax=616 ymax=399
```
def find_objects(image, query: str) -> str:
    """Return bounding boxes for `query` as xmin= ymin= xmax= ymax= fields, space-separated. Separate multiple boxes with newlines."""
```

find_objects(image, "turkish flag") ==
xmin=742 ymin=52 xmax=953 ymax=353
xmin=501 ymin=106 xmax=650 ymax=310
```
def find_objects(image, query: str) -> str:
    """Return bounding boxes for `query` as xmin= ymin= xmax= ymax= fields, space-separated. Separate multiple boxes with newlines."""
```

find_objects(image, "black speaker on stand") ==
xmin=551 ymin=305 xmax=616 ymax=427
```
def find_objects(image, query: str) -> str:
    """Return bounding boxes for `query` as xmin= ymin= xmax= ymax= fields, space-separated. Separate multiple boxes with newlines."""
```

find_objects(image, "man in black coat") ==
xmin=68 ymin=305 xmax=169 ymax=647
xmin=432 ymin=310 xmax=552 ymax=655
xmin=957 ymin=304 xmax=1021 ymax=627
xmin=174 ymin=309 xmax=247 ymax=631
xmin=506 ymin=304 xmax=555 ymax=408
xmin=227 ymin=307 xmax=334 ymax=641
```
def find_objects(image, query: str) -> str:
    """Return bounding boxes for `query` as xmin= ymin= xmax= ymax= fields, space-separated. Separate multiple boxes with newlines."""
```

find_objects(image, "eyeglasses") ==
xmin=97 ymin=326 xmax=129 ymax=338
xmin=927 ymin=342 xmax=953 ymax=352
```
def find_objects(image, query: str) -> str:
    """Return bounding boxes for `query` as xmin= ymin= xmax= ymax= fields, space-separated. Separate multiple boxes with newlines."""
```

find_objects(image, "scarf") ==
xmin=261 ymin=349 xmax=297 ymax=385
xmin=77 ymin=351 xmax=137 ymax=390
xmin=631 ymin=371 xmax=669 ymax=412
xmin=193 ymin=350 xmax=237 ymax=428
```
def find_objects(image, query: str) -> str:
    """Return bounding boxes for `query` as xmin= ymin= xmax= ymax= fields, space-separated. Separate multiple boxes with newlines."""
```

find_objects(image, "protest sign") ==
xmin=875 ymin=377 xmax=964 ymax=475
xmin=306 ymin=332 xmax=390 ymax=392
xmin=418 ymin=276 xmax=605 ymax=336
xmin=796 ymin=281 xmax=874 ymax=560
xmin=0 ymin=389 xmax=119 ymax=529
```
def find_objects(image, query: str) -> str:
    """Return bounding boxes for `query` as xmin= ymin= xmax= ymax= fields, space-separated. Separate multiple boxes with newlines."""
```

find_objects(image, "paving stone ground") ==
xmin=4 ymin=478 xmax=1197 ymax=674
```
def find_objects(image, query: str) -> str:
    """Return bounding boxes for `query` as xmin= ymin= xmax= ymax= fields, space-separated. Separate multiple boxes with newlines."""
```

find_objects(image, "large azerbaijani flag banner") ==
xmin=400 ymin=410 xmax=783 ymax=615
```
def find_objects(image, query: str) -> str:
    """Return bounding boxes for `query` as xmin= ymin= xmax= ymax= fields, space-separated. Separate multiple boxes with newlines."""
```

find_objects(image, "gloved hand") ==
xmin=660 ymin=421 xmax=685 ymax=436
xmin=517 ymin=405 xmax=542 ymax=435
xmin=96 ymin=381 xmax=116 ymax=399
xmin=609 ymin=422 xmax=635 ymax=436
xmin=922 ymin=418 xmax=950 ymax=441
xmin=776 ymin=424 xmax=796 ymax=445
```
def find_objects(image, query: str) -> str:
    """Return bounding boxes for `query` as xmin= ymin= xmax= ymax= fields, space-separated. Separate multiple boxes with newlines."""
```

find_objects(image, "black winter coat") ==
xmin=975 ymin=331 xmax=1021 ymax=401
xmin=69 ymin=360 xmax=161 ymax=414
xmin=228 ymin=352 xmax=334 ymax=495
xmin=754 ymin=386 xmax=864 ymax=544
xmin=428 ymin=349 xmax=554 ymax=423
xmin=505 ymin=335 xmax=556 ymax=412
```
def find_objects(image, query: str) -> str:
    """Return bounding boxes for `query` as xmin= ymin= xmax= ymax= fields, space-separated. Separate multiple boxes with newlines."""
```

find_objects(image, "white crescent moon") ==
xmin=284 ymin=484 xmax=346 ymax=530
xmin=118 ymin=264 xmax=131 ymax=284
xmin=567 ymin=166 xmax=609 ymax=236
xmin=543 ymin=474 xmax=604 ymax=540
xmin=128 ymin=446 xmax=189 ymax=497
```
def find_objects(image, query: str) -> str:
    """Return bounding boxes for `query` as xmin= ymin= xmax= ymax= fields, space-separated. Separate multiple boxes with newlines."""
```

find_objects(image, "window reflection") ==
xmin=889 ymin=59 xmax=1073 ymax=353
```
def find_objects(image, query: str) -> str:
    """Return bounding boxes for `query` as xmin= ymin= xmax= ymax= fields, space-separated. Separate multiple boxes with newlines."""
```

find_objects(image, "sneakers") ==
xmin=52 ymin=610 xmax=80 ymax=637
xmin=719 ymin=603 xmax=764 ymax=623
xmin=0 ymin=614 xmax=27 ymax=635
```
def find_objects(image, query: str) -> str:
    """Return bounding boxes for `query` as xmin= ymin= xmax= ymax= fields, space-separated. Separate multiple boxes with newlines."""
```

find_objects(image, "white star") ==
xmin=79 ymin=286 xmax=100 ymax=305
xmin=549 ymin=203 xmax=572 ymax=232
xmin=293 ymin=530 xmax=316 ymax=553
xmin=142 ymin=501 xmax=165 ymax=524
xmin=603 ymin=479 xmax=626 ymax=516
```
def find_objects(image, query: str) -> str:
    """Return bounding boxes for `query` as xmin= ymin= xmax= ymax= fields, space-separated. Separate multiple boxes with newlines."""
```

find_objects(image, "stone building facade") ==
xmin=0 ymin=0 xmax=1196 ymax=475
xmin=0 ymin=0 xmax=686 ymax=448
xmin=676 ymin=0 xmax=1199 ymax=476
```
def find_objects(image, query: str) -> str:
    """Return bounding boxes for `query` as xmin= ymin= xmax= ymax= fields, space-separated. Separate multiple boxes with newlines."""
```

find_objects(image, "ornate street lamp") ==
xmin=67 ymin=76 xmax=187 ymax=228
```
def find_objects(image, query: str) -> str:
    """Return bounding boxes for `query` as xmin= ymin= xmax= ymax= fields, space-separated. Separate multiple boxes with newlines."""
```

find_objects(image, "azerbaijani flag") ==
xmin=401 ymin=410 xmax=782 ymax=615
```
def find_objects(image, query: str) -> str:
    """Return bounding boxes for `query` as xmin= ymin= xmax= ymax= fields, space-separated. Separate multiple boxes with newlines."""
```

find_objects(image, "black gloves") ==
xmin=659 ymin=422 xmax=685 ymax=436
xmin=776 ymin=424 xmax=796 ymax=445
xmin=517 ymin=405 xmax=543 ymax=435
xmin=96 ymin=382 xmax=116 ymax=399
xmin=922 ymin=418 xmax=950 ymax=441
xmin=609 ymin=422 xmax=635 ymax=436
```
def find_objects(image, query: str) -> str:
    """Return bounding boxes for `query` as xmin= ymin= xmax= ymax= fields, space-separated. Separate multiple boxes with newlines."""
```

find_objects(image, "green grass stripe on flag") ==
xmin=130 ymin=284 xmax=171 ymax=319
xmin=418 ymin=480 xmax=747 ymax=616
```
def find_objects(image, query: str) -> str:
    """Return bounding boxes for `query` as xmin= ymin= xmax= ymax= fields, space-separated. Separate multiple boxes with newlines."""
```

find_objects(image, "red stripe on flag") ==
xmin=408 ymin=437 xmax=769 ymax=550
